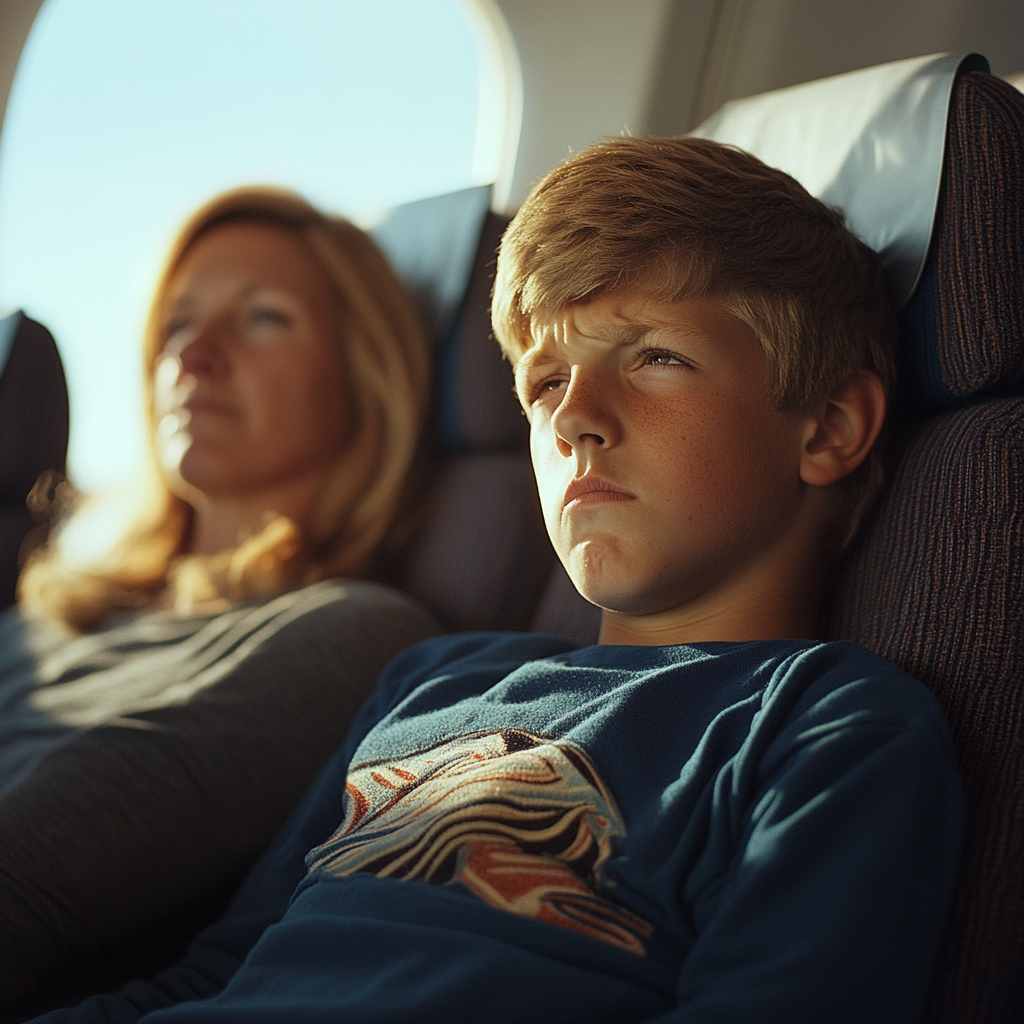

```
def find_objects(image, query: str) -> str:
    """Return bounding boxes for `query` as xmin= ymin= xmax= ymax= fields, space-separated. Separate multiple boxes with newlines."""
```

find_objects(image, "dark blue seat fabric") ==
xmin=370 ymin=186 xmax=598 ymax=640
xmin=895 ymin=71 xmax=1024 ymax=414
xmin=0 ymin=311 xmax=68 ymax=611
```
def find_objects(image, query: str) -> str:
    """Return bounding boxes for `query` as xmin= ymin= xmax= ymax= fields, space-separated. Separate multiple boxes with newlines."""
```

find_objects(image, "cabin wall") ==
xmin=493 ymin=0 xmax=688 ymax=209
xmin=1 ymin=0 xmax=1021 ymax=214
xmin=494 ymin=0 xmax=1024 ymax=206
xmin=647 ymin=0 xmax=1024 ymax=132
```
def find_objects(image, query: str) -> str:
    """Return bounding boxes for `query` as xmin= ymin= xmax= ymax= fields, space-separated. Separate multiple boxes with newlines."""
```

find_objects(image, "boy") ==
xmin=41 ymin=139 xmax=962 ymax=1023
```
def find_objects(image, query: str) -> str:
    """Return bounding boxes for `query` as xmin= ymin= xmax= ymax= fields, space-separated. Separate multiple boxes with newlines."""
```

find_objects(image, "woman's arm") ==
xmin=0 ymin=580 xmax=438 ymax=1009
xmin=27 ymin=732 xmax=355 ymax=1023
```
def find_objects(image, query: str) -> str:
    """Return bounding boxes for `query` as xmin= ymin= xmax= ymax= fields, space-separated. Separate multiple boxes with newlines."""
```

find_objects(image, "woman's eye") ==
xmin=241 ymin=306 xmax=294 ymax=345
xmin=165 ymin=317 xmax=191 ymax=339
xmin=250 ymin=307 xmax=291 ymax=327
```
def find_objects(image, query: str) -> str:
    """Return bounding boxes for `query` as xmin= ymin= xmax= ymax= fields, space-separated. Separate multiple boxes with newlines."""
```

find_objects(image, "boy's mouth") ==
xmin=563 ymin=476 xmax=636 ymax=510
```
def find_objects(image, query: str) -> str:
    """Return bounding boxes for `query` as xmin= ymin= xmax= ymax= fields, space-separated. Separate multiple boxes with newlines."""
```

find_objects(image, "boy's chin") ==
xmin=560 ymin=542 xmax=695 ymax=617
xmin=562 ymin=552 xmax=637 ymax=613
xmin=565 ymin=572 xmax=668 ymax=618
xmin=565 ymin=559 xmax=704 ymax=620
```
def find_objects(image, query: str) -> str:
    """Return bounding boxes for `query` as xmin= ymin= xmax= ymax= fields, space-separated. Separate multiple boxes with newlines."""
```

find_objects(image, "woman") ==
xmin=0 ymin=188 xmax=440 ymax=1009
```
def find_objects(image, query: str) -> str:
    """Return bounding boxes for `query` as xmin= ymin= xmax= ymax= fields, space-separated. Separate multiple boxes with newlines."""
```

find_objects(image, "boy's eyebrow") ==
xmin=590 ymin=322 xmax=651 ymax=347
xmin=519 ymin=322 xmax=652 ymax=370
xmin=515 ymin=347 xmax=549 ymax=375
xmin=514 ymin=343 xmax=557 ymax=381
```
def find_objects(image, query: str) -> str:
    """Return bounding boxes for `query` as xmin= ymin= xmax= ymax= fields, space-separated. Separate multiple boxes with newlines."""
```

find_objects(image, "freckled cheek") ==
xmin=636 ymin=399 xmax=769 ymax=519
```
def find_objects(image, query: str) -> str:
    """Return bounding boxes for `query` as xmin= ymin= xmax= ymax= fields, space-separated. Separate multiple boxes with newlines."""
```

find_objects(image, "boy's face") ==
xmin=516 ymin=292 xmax=815 ymax=622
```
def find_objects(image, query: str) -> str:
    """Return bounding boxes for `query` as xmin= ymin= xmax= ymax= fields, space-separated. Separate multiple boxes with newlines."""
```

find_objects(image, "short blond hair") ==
xmin=21 ymin=187 xmax=431 ymax=629
xmin=492 ymin=136 xmax=897 ymax=551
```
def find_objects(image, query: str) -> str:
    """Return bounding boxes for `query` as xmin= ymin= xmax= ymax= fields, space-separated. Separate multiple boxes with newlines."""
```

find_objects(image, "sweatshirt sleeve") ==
xmin=2 ymin=582 xmax=439 ymax=1012
xmin=651 ymin=658 xmax=964 ymax=1024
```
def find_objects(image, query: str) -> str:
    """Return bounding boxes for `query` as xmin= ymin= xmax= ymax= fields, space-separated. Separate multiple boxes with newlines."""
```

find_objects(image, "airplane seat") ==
xmin=828 ymin=69 xmax=1024 ymax=1024
xmin=370 ymin=187 xmax=602 ymax=645
xmin=696 ymin=53 xmax=1023 ymax=1023
xmin=0 ymin=310 xmax=69 ymax=613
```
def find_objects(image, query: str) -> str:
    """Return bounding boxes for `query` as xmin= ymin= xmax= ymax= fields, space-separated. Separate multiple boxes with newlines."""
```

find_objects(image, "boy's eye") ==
xmin=530 ymin=377 xmax=567 ymax=403
xmin=639 ymin=347 xmax=689 ymax=367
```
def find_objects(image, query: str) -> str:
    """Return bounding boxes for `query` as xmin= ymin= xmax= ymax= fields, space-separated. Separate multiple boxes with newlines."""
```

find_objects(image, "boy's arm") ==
xmin=651 ymin=677 xmax=963 ymax=1024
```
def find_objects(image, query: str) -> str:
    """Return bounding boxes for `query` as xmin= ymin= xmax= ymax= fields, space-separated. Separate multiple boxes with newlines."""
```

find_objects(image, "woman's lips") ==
xmin=563 ymin=475 xmax=636 ymax=510
xmin=183 ymin=396 xmax=236 ymax=417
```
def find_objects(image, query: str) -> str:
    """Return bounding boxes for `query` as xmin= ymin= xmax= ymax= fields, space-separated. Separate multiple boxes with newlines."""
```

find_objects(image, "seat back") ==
xmin=0 ymin=311 xmax=69 ymax=610
xmin=370 ymin=188 xmax=600 ymax=642
xmin=694 ymin=55 xmax=1023 ymax=1023
xmin=825 ymin=70 xmax=1024 ymax=1024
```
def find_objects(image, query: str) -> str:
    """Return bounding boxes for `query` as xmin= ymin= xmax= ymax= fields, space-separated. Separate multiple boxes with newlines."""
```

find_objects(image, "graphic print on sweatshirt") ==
xmin=306 ymin=728 xmax=654 ymax=955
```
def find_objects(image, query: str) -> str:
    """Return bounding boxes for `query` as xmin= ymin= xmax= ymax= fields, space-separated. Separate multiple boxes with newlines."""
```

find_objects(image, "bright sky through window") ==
xmin=0 ymin=0 xmax=487 ymax=492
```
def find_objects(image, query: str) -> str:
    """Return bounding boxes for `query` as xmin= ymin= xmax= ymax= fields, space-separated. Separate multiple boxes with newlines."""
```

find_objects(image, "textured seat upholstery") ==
xmin=824 ymin=69 xmax=1024 ymax=1024
xmin=0 ymin=311 xmax=69 ymax=611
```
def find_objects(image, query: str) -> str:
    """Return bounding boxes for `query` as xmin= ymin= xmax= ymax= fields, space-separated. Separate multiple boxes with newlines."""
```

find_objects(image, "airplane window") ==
xmin=0 ymin=0 xmax=501 ymax=492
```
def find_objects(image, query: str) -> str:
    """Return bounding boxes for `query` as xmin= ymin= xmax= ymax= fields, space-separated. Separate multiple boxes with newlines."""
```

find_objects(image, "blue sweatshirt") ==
xmin=38 ymin=634 xmax=963 ymax=1024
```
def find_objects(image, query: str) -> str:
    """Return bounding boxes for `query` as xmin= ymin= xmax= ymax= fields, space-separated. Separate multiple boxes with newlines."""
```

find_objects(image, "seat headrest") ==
xmin=898 ymin=70 xmax=1024 ymax=410
xmin=371 ymin=186 xmax=523 ymax=453
xmin=0 ymin=313 xmax=69 ymax=502
xmin=370 ymin=185 xmax=492 ymax=342
xmin=691 ymin=52 xmax=989 ymax=312
xmin=691 ymin=53 xmax=1024 ymax=412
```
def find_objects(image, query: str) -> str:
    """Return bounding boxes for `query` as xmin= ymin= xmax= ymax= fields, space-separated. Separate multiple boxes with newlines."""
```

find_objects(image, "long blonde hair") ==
xmin=20 ymin=187 xmax=432 ymax=630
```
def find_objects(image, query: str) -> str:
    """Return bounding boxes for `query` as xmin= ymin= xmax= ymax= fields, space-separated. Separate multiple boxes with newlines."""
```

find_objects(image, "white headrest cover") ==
xmin=691 ymin=52 xmax=989 ymax=309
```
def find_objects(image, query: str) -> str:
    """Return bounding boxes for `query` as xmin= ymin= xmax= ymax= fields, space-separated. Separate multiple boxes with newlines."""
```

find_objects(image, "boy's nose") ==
xmin=551 ymin=371 xmax=620 ymax=453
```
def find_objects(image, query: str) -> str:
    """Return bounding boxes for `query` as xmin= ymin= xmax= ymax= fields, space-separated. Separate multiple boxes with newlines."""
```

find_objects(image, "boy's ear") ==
xmin=799 ymin=370 xmax=887 ymax=487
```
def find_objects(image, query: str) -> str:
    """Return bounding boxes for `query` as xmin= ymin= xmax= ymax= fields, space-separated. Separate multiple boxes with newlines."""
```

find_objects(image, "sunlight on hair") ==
xmin=53 ymin=481 xmax=151 ymax=569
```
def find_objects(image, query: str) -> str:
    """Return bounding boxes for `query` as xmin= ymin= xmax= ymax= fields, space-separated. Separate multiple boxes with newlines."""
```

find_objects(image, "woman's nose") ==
xmin=173 ymin=321 xmax=230 ymax=379
xmin=551 ymin=371 xmax=620 ymax=454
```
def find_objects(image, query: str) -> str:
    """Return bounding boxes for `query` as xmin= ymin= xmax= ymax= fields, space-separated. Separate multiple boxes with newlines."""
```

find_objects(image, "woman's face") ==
xmin=153 ymin=220 xmax=352 ymax=506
